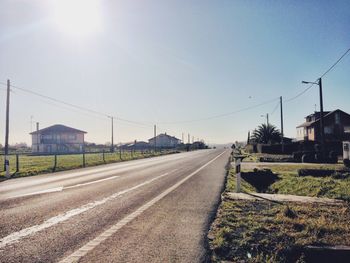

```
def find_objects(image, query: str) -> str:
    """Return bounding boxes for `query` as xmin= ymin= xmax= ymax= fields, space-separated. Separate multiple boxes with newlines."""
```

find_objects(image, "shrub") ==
xmin=297 ymin=169 xmax=333 ymax=177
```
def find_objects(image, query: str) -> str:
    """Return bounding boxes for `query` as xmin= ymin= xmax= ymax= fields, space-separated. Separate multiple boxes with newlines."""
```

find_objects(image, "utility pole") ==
xmin=302 ymin=78 xmax=326 ymax=158
xmin=267 ymin=113 xmax=269 ymax=126
xmin=154 ymin=125 xmax=157 ymax=152
xmin=188 ymin=133 xmax=190 ymax=144
xmin=36 ymin=122 xmax=39 ymax=153
xmin=280 ymin=96 xmax=284 ymax=153
xmin=30 ymin=115 xmax=34 ymax=133
xmin=261 ymin=113 xmax=269 ymax=126
xmin=318 ymin=78 xmax=325 ymax=157
xmin=182 ymin=133 xmax=184 ymax=144
xmin=4 ymin=79 xmax=10 ymax=178
xmin=110 ymin=116 xmax=114 ymax=152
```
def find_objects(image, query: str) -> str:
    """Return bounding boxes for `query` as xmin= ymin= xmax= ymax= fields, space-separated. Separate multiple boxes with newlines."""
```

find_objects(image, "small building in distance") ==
xmin=148 ymin=133 xmax=181 ymax=148
xmin=296 ymin=109 xmax=350 ymax=142
xmin=30 ymin=124 xmax=87 ymax=154
xmin=119 ymin=141 xmax=150 ymax=150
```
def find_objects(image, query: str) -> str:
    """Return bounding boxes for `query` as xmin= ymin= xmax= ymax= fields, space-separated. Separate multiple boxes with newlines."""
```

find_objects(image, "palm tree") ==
xmin=251 ymin=123 xmax=281 ymax=144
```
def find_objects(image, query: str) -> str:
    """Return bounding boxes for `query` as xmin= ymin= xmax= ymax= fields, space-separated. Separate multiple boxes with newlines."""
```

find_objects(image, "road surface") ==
xmin=0 ymin=149 xmax=229 ymax=263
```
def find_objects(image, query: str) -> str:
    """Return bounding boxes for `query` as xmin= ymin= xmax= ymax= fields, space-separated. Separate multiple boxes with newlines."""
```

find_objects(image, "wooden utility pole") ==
xmin=4 ymin=80 xmax=10 ymax=177
xmin=154 ymin=125 xmax=157 ymax=152
xmin=267 ymin=113 xmax=269 ymax=126
xmin=318 ymin=78 xmax=325 ymax=157
xmin=280 ymin=96 xmax=284 ymax=153
xmin=36 ymin=122 xmax=39 ymax=153
xmin=110 ymin=116 xmax=114 ymax=152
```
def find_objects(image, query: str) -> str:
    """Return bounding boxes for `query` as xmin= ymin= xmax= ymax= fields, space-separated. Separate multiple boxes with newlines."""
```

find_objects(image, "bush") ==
xmin=331 ymin=172 xmax=350 ymax=180
xmin=298 ymin=169 xmax=334 ymax=177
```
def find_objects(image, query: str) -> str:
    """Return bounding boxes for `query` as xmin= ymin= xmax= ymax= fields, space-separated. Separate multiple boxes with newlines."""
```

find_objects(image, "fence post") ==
xmin=102 ymin=150 xmax=105 ymax=163
xmin=83 ymin=152 xmax=86 ymax=167
xmin=53 ymin=154 xmax=57 ymax=172
xmin=16 ymin=154 xmax=19 ymax=173
xmin=235 ymin=158 xmax=241 ymax=193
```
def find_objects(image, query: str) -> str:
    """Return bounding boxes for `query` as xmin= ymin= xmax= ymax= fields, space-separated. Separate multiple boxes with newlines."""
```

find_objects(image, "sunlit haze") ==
xmin=0 ymin=1 xmax=349 ymax=145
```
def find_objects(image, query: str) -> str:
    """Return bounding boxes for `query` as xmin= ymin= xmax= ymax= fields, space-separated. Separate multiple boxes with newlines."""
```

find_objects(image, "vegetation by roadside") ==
xmin=241 ymin=163 xmax=350 ymax=201
xmin=208 ymin=162 xmax=350 ymax=262
xmin=242 ymin=152 xmax=294 ymax=163
xmin=0 ymin=150 xmax=178 ymax=179
xmin=209 ymin=198 xmax=350 ymax=262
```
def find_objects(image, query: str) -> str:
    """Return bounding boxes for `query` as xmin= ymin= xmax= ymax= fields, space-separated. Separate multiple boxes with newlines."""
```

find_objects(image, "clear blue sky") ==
xmin=0 ymin=0 xmax=349 ymax=145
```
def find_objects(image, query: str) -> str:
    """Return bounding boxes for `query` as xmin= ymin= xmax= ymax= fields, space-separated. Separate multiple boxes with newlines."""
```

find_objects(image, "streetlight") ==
xmin=302 ymin=78 xmax=325 ymax=157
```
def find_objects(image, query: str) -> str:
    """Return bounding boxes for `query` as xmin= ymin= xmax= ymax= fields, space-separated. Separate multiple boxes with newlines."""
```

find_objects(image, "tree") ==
xmin=251 ymin=123 xmax=281 ymax=144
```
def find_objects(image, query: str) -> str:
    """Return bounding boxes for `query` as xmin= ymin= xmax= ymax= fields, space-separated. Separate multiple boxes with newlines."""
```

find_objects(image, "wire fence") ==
xmin=0 ymin=149 xmax=177 ymax=178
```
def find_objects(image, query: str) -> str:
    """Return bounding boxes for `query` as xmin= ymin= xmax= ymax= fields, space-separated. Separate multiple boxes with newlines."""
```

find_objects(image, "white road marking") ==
xmin=11 ymin=187 xmax=64 ymax=198
xmin=9 ymin=175 xmax=120 ymax=199
xmin=0 ymin=171 xmax=177 ymax=249
xmin=64 ymin=175 xmax=120 ymax=189
xmin=60 ymin=151 xmax=227 ymax=263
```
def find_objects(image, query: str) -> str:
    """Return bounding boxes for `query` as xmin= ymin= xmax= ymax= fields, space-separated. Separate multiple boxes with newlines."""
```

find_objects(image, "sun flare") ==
xmin=51 ymin=0 xmax=102 ymax=37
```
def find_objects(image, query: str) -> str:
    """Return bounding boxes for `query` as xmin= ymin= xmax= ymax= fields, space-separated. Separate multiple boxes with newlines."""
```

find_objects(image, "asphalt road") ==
xmin=0 ymin=149 xmax=230 ymax=263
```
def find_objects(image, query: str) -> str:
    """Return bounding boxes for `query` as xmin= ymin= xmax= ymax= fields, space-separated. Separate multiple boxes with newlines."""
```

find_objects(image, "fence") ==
xmin=0 ymin=149 xmax=176 ymax=177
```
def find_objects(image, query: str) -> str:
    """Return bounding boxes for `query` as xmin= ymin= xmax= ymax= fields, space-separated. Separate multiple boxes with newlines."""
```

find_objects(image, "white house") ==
xmin=148 ymin=133 xmax=181 ymax=148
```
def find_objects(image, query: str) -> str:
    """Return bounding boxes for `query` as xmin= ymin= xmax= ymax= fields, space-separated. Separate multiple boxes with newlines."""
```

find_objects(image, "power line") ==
xmin=1 ymin=47 xmax=349 ymax=126
xmin=157 ymin=97 xmax=280 ymax=124
xmin=320 ymin=48 xmax=350 ymax=78
xmin=270 ymin=101 xmax=280 ymax=115
xmin=285 ymin=47 xmax=350 ymax=103
xmin=0 ymin=81 xmax=152 ymax=127
xmin=12 ymin=90 xmax=108 ymax=122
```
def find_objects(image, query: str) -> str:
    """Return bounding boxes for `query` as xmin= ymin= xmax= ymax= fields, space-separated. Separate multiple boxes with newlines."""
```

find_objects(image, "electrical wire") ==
xmin=1 ymin=47 xmax=349 ymax=125
xmin=285 ymin=47 xmax=350 ymax=103
xmin=157 ymin=97 xmax=280 ymax=124
xmin=270 ymin=101 xmax=280 ymax=115
xmin=0 ymin=81 xmax=152 ymax=127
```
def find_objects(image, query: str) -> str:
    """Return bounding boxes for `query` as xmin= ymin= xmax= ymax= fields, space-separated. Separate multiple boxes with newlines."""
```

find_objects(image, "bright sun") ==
xmin=52 ymin=0 xmax=102 ymax=37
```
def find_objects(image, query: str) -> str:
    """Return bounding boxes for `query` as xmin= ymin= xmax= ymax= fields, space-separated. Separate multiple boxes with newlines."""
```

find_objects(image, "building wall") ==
xmin=31 ymin=132 xmax=85 ymax=153
xmin=296 ymin=127 xmax=307 ymax=141
xmin=149 ymin=135 xmax=180 ymax=147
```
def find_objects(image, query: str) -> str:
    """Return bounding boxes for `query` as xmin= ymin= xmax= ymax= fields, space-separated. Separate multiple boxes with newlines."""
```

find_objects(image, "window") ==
xmin=324 ymin=126 xmax=333 ymax=134
xmin=68 ymin=134 xmax=77 ymax=140
xmin=41 ymin=134 xmax=53 ymax=139
xmin=335 ymin=112 xmax=341 ymax=124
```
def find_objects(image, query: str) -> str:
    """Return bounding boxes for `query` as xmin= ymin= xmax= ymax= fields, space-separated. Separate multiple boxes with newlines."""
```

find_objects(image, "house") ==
xmin=119 ymin=141 xmax=150 ymax=150
xmin=148 ymin=133 xmax=181 ymax=148
xmin=30 ymin=124 xmax=87 ymax=154
xmin=296 ymin=109 xmax=350 ymax=142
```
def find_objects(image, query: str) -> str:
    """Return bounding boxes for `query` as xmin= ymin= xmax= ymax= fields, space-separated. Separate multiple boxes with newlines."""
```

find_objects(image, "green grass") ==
xmin=209 ymin=199 xmax=350 ymax=262
xmin=240 ymin=163 xmax=350 ymax=201
xmin=0 ymin=150 xmax=176 ymax=178
xmin=242 ymin=152 xmax=293 ymax=163
xmin=208 ymin=162 xmax=350 ymax=262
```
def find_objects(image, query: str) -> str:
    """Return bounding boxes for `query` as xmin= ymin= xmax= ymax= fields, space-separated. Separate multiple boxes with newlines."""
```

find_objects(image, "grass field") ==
xmin=0 ymin=150 xmax=175 ymax=178
xmin=240 ymin=163 xmax=350 ymax=201
xmin=208 ymin=162 xmax=350 ymax=262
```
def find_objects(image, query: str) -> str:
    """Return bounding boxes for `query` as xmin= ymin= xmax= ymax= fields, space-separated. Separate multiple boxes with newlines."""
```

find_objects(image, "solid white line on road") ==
xmin=9 ymin=175 xmax=121 ymax=199
xmin=64 ymin=175 xmax=120 ymax=190
xmin=11 ymin=187 xmax=64 ymax=198
xmin=60 ymin=150 xmax=227 ymax=263
xmin=0 ymin=171 xmax=176 ymax=249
